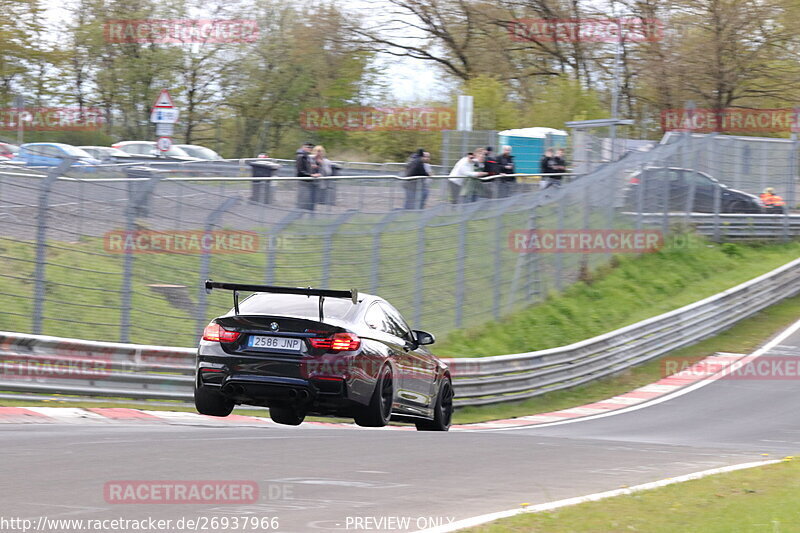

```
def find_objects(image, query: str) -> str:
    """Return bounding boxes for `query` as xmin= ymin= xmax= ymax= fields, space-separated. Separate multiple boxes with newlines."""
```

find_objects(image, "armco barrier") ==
xmin=0 ymin=257 xmax=798 ymax=407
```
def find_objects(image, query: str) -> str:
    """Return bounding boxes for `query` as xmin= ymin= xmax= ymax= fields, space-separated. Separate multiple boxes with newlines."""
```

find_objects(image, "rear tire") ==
xmin=269 ymin=406 xmax=305 ymax=426
xmin=194 ymin=384 xmax=234 ymax=417
xmin=354 ymin=365 xmax=393 ymax=427
xmin=416 ymin=377 xmax=453 ymax=432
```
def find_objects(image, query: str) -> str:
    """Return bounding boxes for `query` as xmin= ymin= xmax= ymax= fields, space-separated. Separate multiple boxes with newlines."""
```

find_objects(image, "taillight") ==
xmin=202 ymin=322 xmax=240 ymax=343
xmin=309 ymin=332 xmax=361 ymax=352
xmin=630 ymin=177 xmax=640 ymax=184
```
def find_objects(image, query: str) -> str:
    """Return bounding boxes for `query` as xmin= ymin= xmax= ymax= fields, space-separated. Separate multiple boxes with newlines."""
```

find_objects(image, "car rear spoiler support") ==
xmin=204 ymin=280 xmax=358 ymax=321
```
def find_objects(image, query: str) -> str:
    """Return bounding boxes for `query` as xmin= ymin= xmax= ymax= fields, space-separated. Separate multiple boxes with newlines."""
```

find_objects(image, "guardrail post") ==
xmin=196 ymin=196 xmax=242 ymax=338
xmin=120 ymin=168 xmax=166 ymax=343
xmin=32 ymin=159 xmax=72 ymax=335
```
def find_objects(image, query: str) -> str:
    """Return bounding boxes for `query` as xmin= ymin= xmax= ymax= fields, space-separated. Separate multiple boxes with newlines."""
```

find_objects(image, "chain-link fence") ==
xmin=0 ymin=132 xmax=796 ymax=348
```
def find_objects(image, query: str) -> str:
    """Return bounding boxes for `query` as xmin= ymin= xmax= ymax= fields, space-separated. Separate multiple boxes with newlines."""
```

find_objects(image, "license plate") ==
xmin=247 ymin=335 xmax=303 ymax=352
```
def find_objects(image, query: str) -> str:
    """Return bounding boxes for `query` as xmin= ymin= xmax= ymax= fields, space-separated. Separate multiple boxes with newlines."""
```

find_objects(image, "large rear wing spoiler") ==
xmin=204 ymin=280 xmax=359 ymax=321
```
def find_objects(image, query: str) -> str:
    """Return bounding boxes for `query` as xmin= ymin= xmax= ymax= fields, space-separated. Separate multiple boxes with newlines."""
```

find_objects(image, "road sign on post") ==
xmin=150 ymin=108 xmax=179 ymax=123
xmin=157 ymin=137 xmax=172 ymax=152
xmin=153 ymin=89 xmax=174 ymax=109
xmin=151 ymin=90 xmax=177 ymax=156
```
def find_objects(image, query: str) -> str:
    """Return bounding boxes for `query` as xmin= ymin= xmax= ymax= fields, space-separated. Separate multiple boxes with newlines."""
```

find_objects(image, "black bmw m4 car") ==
xmin=195 ymin=281 xmax=454 ymax=431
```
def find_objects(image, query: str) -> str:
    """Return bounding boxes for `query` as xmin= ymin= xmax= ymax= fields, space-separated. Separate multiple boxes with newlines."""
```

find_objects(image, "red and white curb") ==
xmin=0 ymin=351 xmax=749 ymax=430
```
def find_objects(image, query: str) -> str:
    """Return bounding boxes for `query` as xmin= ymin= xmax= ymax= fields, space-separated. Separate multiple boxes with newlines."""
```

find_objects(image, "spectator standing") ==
xmin=296 ymin=141 xmax=317 ymax=210
xmin=447 ymin=152 xmax=487 ymax=203
xmin=498 ymin=145 xmax=515 ymax=197
xmin=461 ymin=148 xmax=488 ymax=203
xmin=552 ymin=148 xmax=567 ymax=184
xmin=403 ymin=148 xmax=429 ymax=209
xmin=310 ymin=145 xmax=333 ymax=209
xmin=421 ymin=151 xmax=433 ymax=209
xmin=539 ymin=148 xmax=554 ymax=189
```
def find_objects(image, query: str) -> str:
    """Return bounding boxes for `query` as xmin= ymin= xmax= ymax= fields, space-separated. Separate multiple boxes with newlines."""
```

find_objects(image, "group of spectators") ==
xmin=293 ymin=140 xmax=568 ymax=211
xmin=404 ymin=146 xmax=517 ymax=208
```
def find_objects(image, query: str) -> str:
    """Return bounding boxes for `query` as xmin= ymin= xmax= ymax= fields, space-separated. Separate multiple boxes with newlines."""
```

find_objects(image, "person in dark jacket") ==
xmin=540 ymin=148 xmax=559 ymax=189
xmin=403 ymin=148 xmax=429 ymax=209
xmin=498 ymin=145 xmax=515 ymax=197
xmin=296 ymin=142 xmax=318 ymax=210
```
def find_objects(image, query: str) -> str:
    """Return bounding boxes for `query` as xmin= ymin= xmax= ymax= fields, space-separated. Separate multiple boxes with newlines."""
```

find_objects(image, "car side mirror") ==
xmin=414 ymin=330 xmax=435 ymax=346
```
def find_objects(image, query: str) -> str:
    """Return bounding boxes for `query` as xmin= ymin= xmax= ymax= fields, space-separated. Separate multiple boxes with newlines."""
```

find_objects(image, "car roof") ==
xmin=22 ymin=142 xmax=73 ymax=148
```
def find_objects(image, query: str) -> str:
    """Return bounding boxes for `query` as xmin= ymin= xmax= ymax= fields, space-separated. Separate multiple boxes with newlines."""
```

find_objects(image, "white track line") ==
xmin=414 ymin=459 xmax=782 ymax=533
xmin=471 ymin=317 xmax=800 ymax=432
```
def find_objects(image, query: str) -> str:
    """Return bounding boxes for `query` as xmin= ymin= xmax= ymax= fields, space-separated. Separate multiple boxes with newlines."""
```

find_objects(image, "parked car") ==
xmin=624 ymin=167 xmax=763 ymax=213
xmin=196 ymin=281 xmax=454 ymax=431
xmin=111 ymin=141 xmax=199 ymax=161
xmin=0 ymin=142 xmax=19 ymax=158
xmin=78 ymin=146 xmax=134 ymax=163
xmin=175 ymin=144 xmax=223 ymax=160
xmin=16 ymin=143 xmax=102 ymax=169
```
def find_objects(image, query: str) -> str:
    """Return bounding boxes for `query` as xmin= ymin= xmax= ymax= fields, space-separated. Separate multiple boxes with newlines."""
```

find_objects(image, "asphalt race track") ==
xmin=1 ymin=323 xmax=798 ymax=532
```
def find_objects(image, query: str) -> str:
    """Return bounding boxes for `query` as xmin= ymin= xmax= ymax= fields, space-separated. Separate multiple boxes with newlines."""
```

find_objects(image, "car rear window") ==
xmin=236 ymin=293 xmax=354 ymax=320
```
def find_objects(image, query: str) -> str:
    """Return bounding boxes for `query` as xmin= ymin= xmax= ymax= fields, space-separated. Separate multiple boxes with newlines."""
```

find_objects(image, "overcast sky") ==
xmin=43 ymin=0 xmax=448 ymax=103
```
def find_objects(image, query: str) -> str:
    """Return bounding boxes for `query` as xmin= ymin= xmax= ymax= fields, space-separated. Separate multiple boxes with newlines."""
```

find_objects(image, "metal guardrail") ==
xmin=1 ymin=257 xmax=798 ymax=407
xmin=631 ymin=213 xmax=800 ymax=241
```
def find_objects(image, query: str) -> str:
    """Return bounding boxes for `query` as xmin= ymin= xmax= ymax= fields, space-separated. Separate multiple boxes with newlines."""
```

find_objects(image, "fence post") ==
xmin=321 ymin=210 xmax=359 ymax=289
xmin=492 ymin=201 xmax=507 ymax=320
xmin=683 ymin=132 xmax=696 ymax=226
xmin=712 ymin=179 xmax=722 ymax=243
xmin=32 ymin=159 xmax=72 ymax=335
xmin=454 ymin=203 xmax=483 ymax=328
xmin=413 ymin=205 xmax=446 ymax=330
xmin=555 ymin=191 xmax=565 ymax=293
xmin=264 ymin=210 xmax=304 ymax=285
xmin=120 ymin=168 xmax=165 ymax=343
xmin=196 ymin=196 xmax=241 ymax=338
xmin=370 ymin=211 xmax=404 ymax=294
xmin=784 ymin=134 xmax=797 ymax=242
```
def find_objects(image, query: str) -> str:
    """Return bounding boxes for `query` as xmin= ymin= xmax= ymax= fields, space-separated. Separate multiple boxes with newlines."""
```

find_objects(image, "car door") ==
xmin=363 ymin=302 xmax=409 ymax=411
xmin=379 ymin=302 xmax=436 ymax=413
xmin=686 ymin=172 xmax=716 ymax=212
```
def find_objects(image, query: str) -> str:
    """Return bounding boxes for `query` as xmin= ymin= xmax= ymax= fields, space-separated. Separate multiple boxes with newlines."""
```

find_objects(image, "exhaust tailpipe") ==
xmin=222 ymin=383 xmax=244 ymax=396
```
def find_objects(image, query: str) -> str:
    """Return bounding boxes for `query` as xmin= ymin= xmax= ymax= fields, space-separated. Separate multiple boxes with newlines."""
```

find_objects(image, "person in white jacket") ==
xmin=448 ymin=152 xmax=487 ymax=203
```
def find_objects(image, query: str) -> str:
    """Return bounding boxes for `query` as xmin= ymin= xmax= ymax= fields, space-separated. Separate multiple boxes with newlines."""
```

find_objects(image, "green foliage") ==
xmin=461 ymin=76 xmax=521 ymax=131
xmin=523 ymin=77 xmax=607 ymax=128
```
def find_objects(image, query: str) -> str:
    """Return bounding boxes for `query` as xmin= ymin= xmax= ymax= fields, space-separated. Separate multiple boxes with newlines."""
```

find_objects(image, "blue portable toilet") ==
xmin=497 ymin=127 xmax=568 ymax=174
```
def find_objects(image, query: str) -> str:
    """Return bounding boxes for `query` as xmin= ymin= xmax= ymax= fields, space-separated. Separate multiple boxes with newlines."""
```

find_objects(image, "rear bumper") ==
xmin=197 ymin=352 xmax=359 ymax=412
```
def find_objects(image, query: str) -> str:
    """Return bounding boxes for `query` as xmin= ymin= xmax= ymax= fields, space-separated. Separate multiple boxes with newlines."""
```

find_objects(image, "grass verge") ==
xmin=463 ymin=459 xmax=800 ymax=533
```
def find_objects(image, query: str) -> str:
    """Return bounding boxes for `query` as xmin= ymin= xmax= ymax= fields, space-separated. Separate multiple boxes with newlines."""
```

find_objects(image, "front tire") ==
xmin=416 ymin=376 xmax=454 ymax=431
xmin=269 ymin=406 xmax=305 ymax=426
xmin=355 ymin=365 xmax=393 ymax=427
xmin=194 ymin=384 xmax=234 ymax=417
